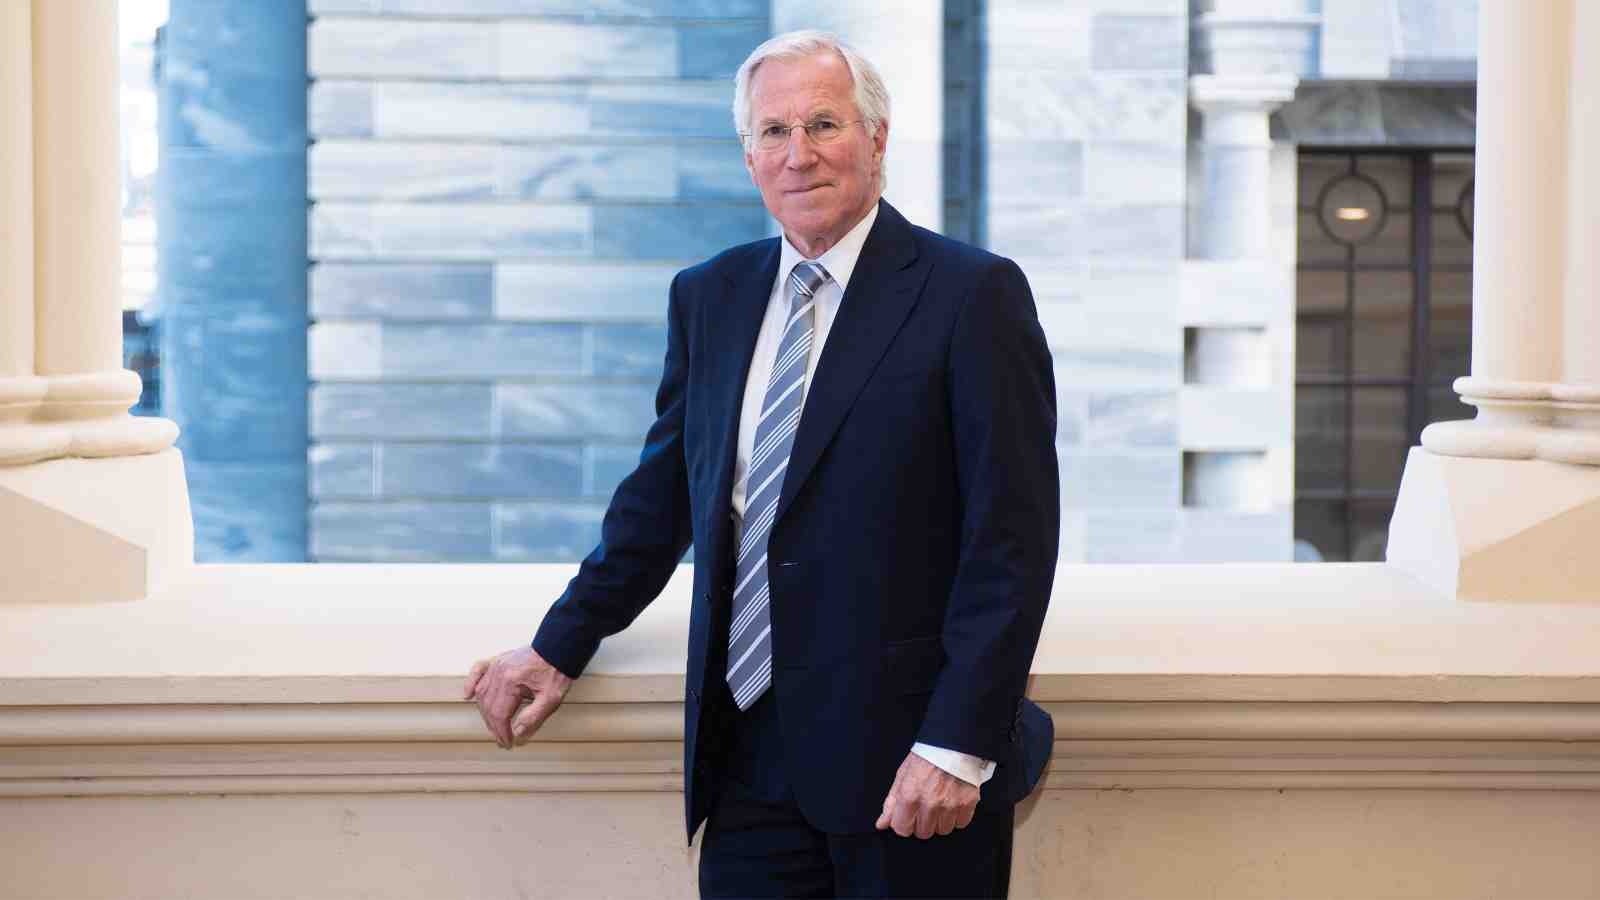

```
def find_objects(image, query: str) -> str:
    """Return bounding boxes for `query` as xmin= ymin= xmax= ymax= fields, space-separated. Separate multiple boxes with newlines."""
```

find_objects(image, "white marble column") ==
xmin=1419 ymin=0 xmax=1600 ymax=464
xmin=1189 ymin=77 xmax=1296 ymax=260
xmin=0 ymin=0 xmax=177 ymax=466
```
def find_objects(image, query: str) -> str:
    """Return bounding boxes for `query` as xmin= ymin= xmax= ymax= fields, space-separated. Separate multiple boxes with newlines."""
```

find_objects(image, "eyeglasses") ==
xmin=741 ymin=118 xmax=866 ymax=152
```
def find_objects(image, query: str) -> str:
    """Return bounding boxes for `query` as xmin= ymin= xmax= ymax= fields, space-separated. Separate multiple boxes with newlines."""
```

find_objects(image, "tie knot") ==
xmin=789 ymin=261 xmax=829 ymax=300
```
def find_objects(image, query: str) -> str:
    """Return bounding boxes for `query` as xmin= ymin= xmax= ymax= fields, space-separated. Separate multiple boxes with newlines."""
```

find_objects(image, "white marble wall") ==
xmin=986 ymin=0 xmax=1192 ymax=563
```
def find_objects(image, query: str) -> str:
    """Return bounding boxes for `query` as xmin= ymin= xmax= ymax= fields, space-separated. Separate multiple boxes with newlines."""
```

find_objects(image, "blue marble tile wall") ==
xmin=159 ymin=0 xmax=309 ymax=561
xmin=305 ymin=0 xmax=769 ymax=561
xmin=984 ymin=0 xmax=1189 ymax=563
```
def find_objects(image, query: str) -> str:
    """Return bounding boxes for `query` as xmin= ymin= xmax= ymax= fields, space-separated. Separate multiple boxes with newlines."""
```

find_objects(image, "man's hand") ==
xmin=874 ymin=751 xmax=980 ymax=839
xmin=463 ymin=646 xmax=574 ymax=750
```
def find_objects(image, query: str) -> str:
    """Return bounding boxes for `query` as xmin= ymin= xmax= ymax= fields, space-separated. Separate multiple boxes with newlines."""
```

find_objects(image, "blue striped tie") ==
xmin=727 ymin=260 xmax=829 ymax=711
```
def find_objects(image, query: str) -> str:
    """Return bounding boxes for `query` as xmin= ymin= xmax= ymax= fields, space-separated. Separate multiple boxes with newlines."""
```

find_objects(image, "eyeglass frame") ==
xmin=740 ymin=117 xmax=870 ymax=152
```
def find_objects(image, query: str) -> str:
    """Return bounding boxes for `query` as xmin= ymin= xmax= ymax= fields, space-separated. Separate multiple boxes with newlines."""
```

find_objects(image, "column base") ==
xmin=1423 ymin=378 xmax=1600 ymax=465
xmin=0 ymin=370 xmax=178 ymax=466
xmin=1387 ymin=446 xmax=1600 ymax=602
xmin=0 ymin=447 xmax=194 ymax=604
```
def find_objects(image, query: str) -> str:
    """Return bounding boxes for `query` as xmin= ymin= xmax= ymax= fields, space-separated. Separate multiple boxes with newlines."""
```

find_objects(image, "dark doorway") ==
xmin=1294 ymin=149 xmax=1475 ymax=562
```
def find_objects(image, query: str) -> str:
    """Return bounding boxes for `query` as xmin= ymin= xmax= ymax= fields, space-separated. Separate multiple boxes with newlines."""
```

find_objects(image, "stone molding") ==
xmin=7 ymin=700 xmax=1600 ymax=797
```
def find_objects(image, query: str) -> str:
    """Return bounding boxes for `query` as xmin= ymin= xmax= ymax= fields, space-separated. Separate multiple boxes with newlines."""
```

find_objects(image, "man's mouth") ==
xmin=786 ymin=183 xmax=829 ymax=194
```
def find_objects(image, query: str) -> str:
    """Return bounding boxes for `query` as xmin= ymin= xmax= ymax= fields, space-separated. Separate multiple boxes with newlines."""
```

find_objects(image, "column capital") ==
xmin=1193 ymin=8 xmax=1321 ymax=80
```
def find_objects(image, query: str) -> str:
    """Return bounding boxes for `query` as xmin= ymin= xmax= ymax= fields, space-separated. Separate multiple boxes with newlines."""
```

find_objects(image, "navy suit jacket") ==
xmin=532 ymin=200 xmax=1059 ymax=841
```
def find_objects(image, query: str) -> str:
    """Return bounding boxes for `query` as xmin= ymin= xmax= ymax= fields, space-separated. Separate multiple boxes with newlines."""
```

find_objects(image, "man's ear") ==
xmin=873 ymin=118 xmax=890 ymax=161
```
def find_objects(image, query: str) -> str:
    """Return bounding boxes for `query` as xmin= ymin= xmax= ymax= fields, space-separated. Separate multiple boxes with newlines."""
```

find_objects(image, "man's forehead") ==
xmin=748 ymin=54 xmax=857 ymax=117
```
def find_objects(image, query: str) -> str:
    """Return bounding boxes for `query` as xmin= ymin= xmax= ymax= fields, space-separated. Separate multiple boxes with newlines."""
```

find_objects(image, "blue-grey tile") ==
xmin=312 ymin=501 xmax=492 ymax=561
xmin=380 ymin=443 xmax=583 ymax=499
xmin=496 ymin=262 xmax=675 ymax=321
xmin=586 ymin=444 xmax=645 ymax=498
xmin=308 ymin=81 xmax=372 ymax=138
xmin=497 ymin=384 xmax=658 ymax=440
xmin=310 ymin=0 xmax=376 ymax=11
xmin=679 ymin=22 xmax=768 ymax=79
xmin=591 ymin=323 xmax=669 ymax=376
xmin=1091 ymin=15 xmax=1187 ymax=72
xmin=593 ymin=205 xmax=766 ymax=259
xmin=374 ymin=83 xmax=588 ymax=141
xmin=986 ymin=4 xmax=1092 ymax=72
xmin=1084 ymin=141 xmax=1184 ymax=205
xmin=1393 ymin=0 xmax=1477 ymax=64
xmin=589 ymin=81 xmax=733 ymax=139
xmin=1086 ymin=391 xmax=1177 ymax=448
xmin=1088 ymin=205 xmax=1183 ymax=259
xmin=677 ymin=141 xmax=757 ymax=200
xmin=1061 ymin=450 xmax=1180 ymax=509
xmin=495 ymin=502 xmax=608 ymax=562
xmin=987 ymin=141 xmax=1082 ymax=207
xmin=313 ymin=202 xmax=592 ymax=260
xmin=308 ymin=202 xmax=377 ymax=258
xmin=310 ymin=443 xmax=376 ymax=498
xmin=308 ymin=322 xmax=380 ymax=379
xmin=377 ymin=0 xmax=766 ymax=17
xmin=161 ymin=309 xmax=309 ymax=460
xmin=310 ymin=19 xmax=495 ymax=79
xmin=500 ymin=23 xmax=677 ymax=79
xmin=1056 ymin=390 xmax=1088 ymax=447
xmin=986 ymin=203 xmax=1085 ymax=260
xmin=186 ymin=461 xmax=309 ymax=562
xmin=987 ymin=72 xmax=1185 ymax=142
xmin=311 ymin=383 xmax=494 ymax=439
xmin=311 ymin=141 xmax=496 ymax=201
xmin=497 ymin=145 xmax=676 ymax=201
xmin=381 ymin=322 xmax=584 ymax=377
xmin=1084 ymin=509 xmax=1181 ymax=563
xmin=311 ymin=262 xmax=493 ymax=320
xmin=1052 ymin=304 xmax=1182 ymax=391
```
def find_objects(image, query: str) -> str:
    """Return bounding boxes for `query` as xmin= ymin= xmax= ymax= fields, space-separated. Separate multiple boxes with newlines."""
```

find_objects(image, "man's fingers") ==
xmin=914 ymin=804 xmax=936 ymax=840
xmin=463 ymin=659 xmax=489 ymax=700
xmin=891 ymin=796 xmax=918 ymax=838
xmin=482 ymin=678 xmax=518 ymax=748
xmin=511 ymin=694 xmax=559 ymax=744
xmin=956 ymin=803 xmax=977 ymax=831
xmin=875 ymin=789 xmax=896 ymax=831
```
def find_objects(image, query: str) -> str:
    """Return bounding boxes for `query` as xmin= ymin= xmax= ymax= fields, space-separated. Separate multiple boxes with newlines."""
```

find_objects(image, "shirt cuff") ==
xmin=910 ymin=742 xmax=997 ymax=787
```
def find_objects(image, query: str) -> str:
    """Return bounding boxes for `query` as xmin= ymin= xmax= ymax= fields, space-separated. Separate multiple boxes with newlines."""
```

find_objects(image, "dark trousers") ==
xmin=698 ymin=685 xmax=1014 ymax=899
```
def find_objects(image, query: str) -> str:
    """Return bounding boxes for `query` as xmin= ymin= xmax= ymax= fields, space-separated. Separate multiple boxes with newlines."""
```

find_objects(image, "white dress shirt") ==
xmin=729 ymin=204 xmax=997 ymax=788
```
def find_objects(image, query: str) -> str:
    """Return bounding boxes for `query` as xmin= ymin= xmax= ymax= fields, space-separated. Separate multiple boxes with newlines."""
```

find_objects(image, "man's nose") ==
xmin=783 ymin=128 xmax=819 ymax=168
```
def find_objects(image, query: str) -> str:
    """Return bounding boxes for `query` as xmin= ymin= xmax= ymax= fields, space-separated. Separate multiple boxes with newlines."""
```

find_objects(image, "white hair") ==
xmin=731 ymin=30 xmax=891 ymax=186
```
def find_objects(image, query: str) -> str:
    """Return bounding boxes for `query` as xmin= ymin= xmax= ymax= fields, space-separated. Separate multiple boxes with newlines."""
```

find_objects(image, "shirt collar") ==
xmin=777 ymin=200 xmax=880 ymax=293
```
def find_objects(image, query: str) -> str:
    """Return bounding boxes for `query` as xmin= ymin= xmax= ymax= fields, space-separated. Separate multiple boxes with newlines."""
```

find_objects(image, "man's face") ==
xmin=744 ymin=52 xmax=888 ymax=258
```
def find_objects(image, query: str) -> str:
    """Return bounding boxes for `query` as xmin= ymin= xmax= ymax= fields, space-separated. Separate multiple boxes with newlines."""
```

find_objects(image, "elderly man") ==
xmin=466 ymin=30 xmax=1058 ymax=899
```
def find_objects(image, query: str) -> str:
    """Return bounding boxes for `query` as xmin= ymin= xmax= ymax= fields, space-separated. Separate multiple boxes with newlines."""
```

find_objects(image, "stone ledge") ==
xmin=8 ymin=702 xmax=1600 ymax=797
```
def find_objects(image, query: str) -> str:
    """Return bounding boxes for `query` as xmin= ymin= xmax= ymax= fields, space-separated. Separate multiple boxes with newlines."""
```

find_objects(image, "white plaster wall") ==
xmin=7 ymin=789 xmax=1600 ymax=899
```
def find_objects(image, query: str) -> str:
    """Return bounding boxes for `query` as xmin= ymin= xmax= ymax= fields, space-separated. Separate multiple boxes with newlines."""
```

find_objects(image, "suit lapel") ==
xmin=775 ymin=201 xmax=926 ymax=525
xmin=704 ymin=238 xmax=781 ymax=583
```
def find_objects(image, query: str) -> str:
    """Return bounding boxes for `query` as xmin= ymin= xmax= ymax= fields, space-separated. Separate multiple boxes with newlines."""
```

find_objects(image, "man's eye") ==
xmin=761 ymin=125 xmax=787 ymax=138
xmin=810 ymin=120 xmax=840 ymax=134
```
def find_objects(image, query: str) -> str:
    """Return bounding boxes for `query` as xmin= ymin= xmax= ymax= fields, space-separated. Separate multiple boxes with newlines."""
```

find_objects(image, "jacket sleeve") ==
xmin=914 ymin=257 xmax=1059 ymax=761
xmin=531 ymin=274 xmax=696 ymax=680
